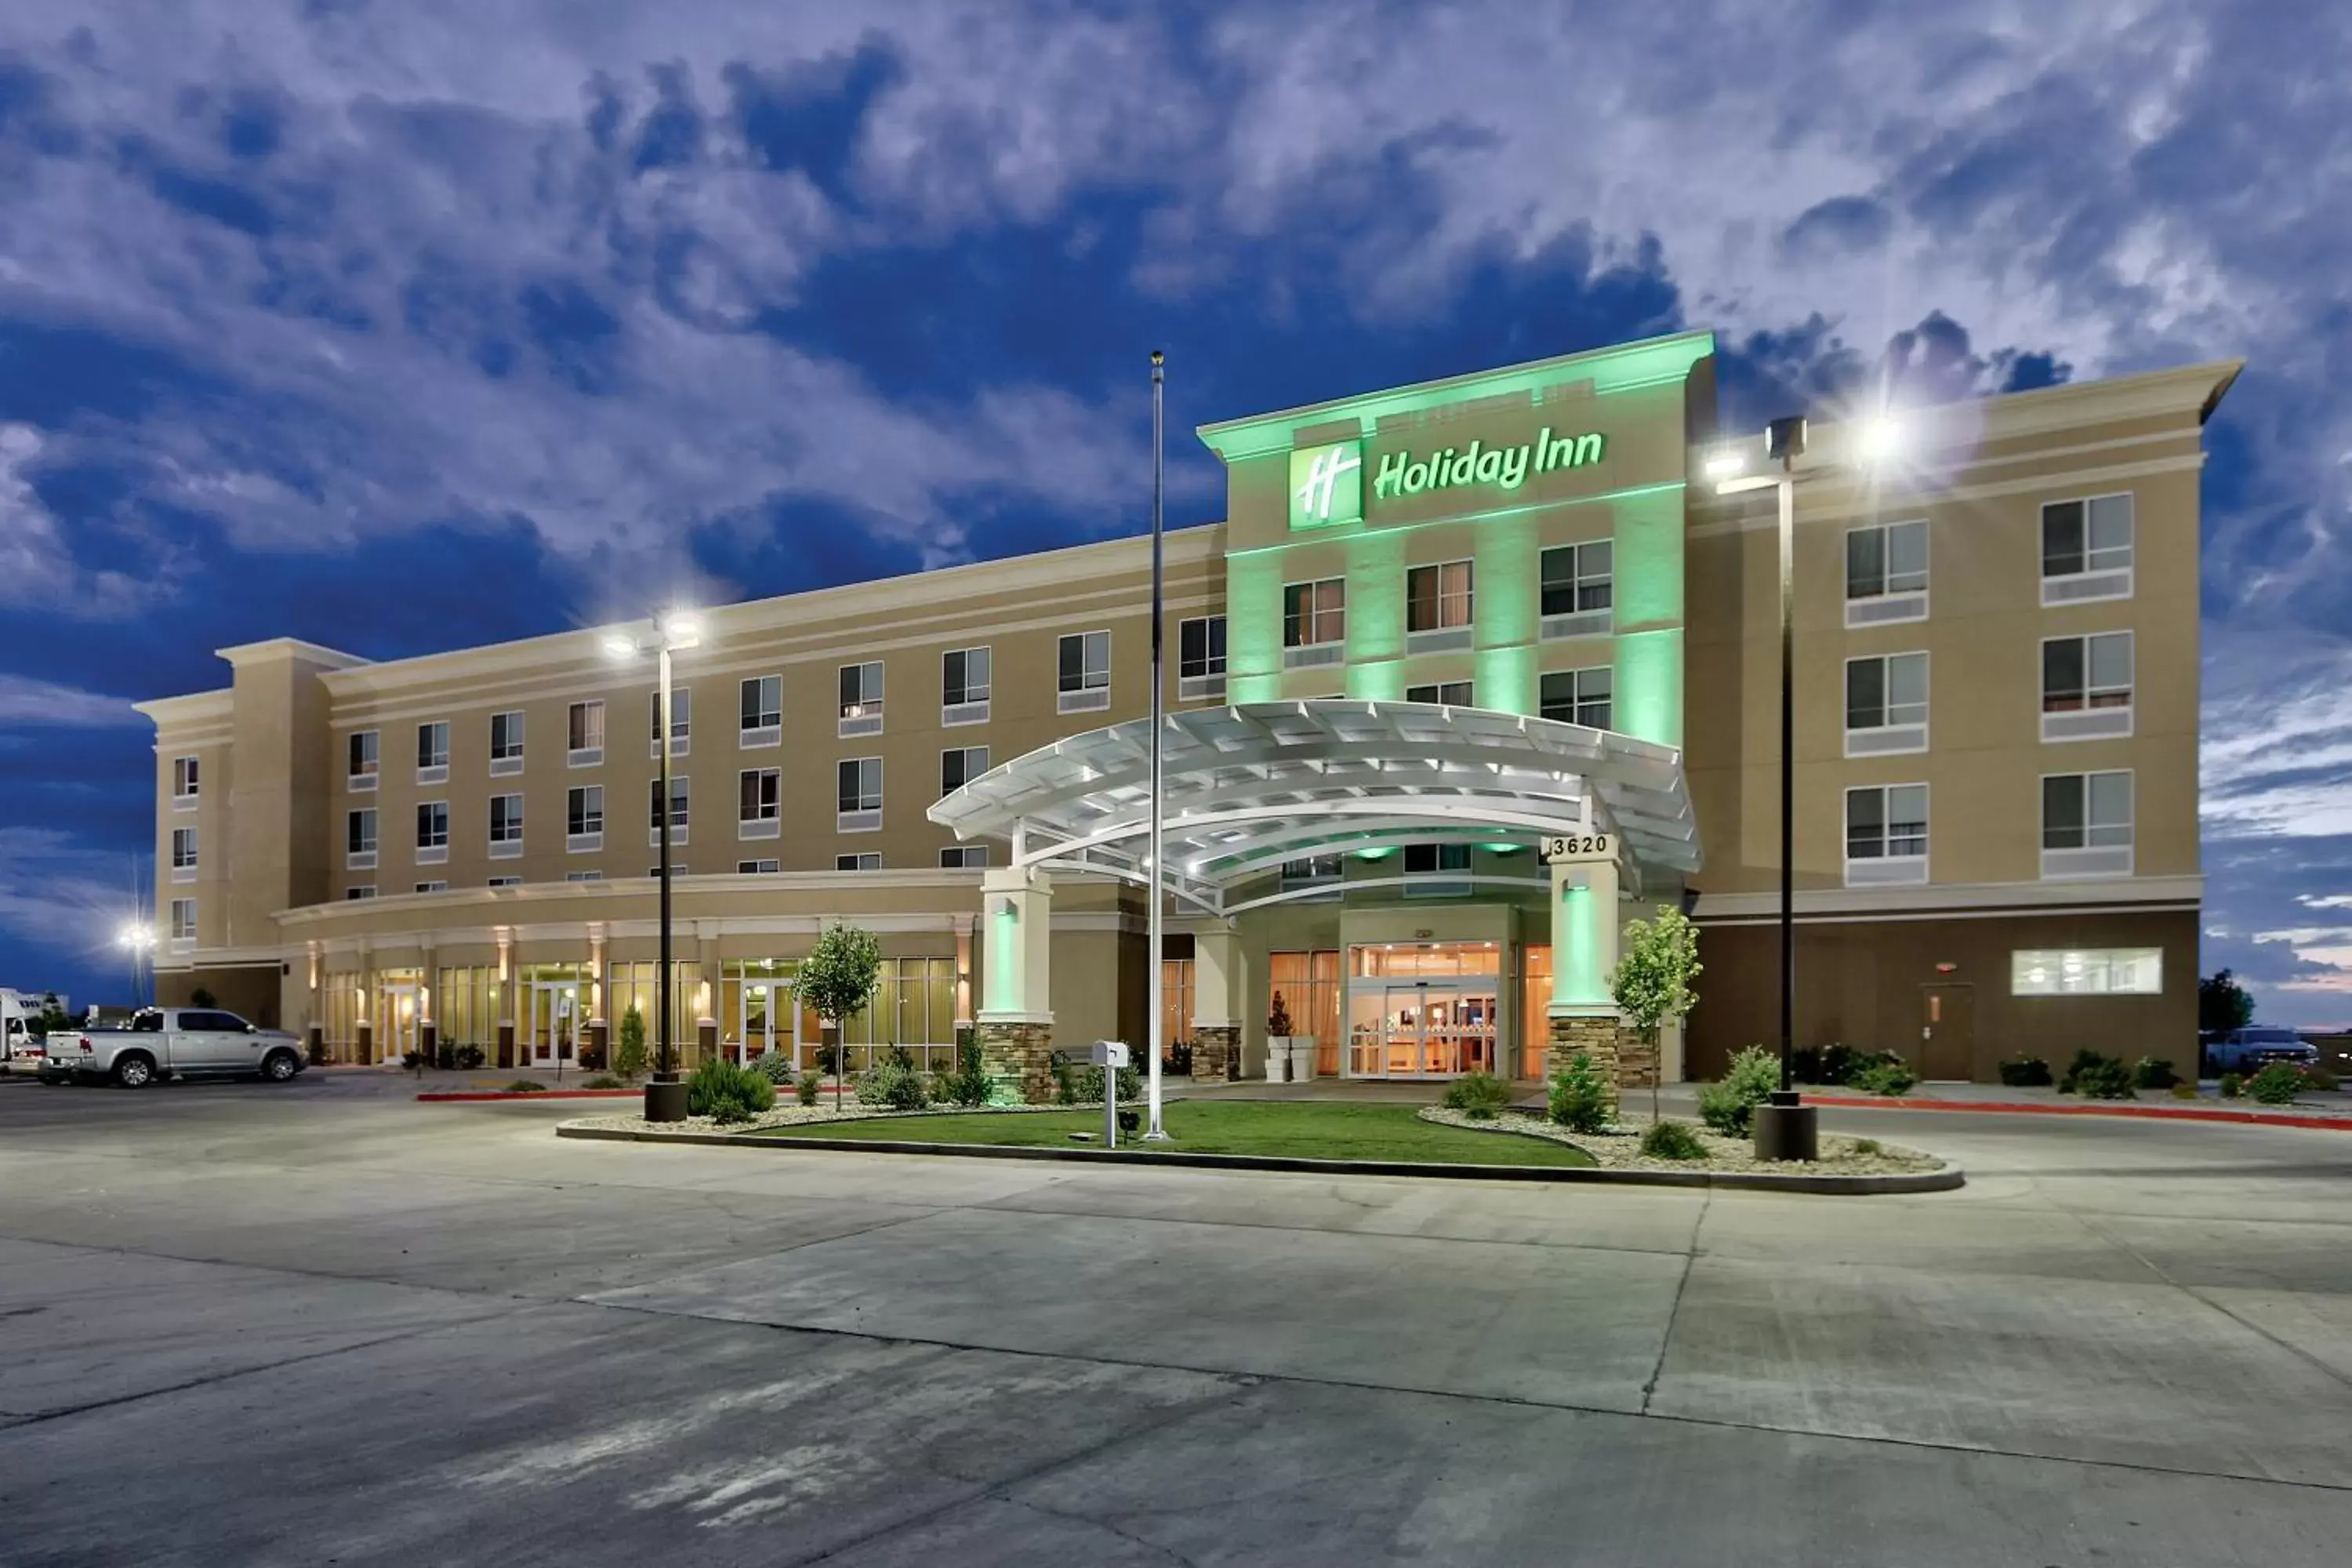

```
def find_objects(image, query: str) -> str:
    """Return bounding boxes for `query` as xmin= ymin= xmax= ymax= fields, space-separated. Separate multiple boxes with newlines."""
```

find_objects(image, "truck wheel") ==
xmin=113 ymin=1053 xmax=156 ymax=1089
xmin=261 ymin=1051 xmax=299 ymax=1082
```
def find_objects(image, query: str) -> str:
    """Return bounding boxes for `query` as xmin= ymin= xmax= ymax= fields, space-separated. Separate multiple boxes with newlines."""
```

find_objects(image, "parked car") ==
xmin=2202 ymin=1026 xmax=2320 ymax=1076
xmin=38 ymin=1007 xmax=305 ymax=1087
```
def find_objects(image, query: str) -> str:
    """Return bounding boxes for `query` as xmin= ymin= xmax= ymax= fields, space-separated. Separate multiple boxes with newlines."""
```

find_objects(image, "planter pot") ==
xmin=1286 ymin=1036 xmax=1318 ymax=1082
xmin=1265 ymin=1036 xmax=1299 ymax=1083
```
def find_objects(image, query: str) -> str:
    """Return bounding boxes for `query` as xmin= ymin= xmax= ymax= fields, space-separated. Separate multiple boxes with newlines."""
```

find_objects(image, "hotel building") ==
xmin=136 ymin=331 xmax=2234 ymax=1087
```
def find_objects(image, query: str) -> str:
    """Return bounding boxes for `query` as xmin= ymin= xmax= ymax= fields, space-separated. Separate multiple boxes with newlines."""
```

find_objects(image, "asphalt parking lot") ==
xmin=2 ymin=1071 xmax=2349 ymax=1566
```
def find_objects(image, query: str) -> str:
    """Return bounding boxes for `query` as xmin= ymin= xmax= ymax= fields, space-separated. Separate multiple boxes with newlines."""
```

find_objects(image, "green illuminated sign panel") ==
xmin=1290 ymin=426 xmax=1608 ymax=530
xmin=1290 ymin=441 xmax=1363 ymax=528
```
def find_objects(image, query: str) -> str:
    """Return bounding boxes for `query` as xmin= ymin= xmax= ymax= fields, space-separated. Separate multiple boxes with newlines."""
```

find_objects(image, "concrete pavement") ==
xmin=2 ymin=1072 xmax=2349 ymax=1564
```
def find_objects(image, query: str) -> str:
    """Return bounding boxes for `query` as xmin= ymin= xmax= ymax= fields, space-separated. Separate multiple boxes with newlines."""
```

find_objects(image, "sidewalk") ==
xmin=1800 ymin=1079 xmax=2352 ymax=1130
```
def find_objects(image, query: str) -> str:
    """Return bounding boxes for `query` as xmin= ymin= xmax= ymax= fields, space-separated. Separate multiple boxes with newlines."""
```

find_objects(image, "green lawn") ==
xmin=757 ymin=1100 xmax=1595 ymax=1167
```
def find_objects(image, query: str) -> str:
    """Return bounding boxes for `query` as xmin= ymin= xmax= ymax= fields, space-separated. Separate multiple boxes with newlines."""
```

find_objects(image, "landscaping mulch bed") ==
xmin=566 ymin=1101 xmax=1073 ymax=1136
xmin=1417 ymin=1105 xmax=1942 ymax=1175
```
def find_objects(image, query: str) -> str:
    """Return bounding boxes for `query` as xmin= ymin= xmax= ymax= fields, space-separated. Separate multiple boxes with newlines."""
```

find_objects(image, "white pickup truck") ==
xmin=39 ymin=1007 xmax=306 ymax=1087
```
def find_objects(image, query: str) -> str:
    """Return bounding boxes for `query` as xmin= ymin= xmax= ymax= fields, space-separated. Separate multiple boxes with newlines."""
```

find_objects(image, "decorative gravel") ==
xmin=564 ymin=1101 xmax=1075 ymax=1136
xmin=1417 ymin=1105 xmax=1943 ymax=1174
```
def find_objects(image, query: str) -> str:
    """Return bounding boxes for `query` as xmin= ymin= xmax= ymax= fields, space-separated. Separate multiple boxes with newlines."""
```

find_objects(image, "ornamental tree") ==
xmin=2198 ymin=969 xmax=2254 ymax=1036
xmin=1609 ymin=906 xmax=1703 ymax=1121
xmin=793 ymin=924 xmax=884 ymax=1108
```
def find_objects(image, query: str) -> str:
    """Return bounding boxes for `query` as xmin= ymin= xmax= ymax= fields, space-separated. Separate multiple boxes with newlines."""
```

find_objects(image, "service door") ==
xmin=1918 ymin=984 xmax=1975 ymax=1081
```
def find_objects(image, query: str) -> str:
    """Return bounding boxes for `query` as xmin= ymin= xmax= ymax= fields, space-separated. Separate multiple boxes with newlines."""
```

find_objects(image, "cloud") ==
xmin=0 ymin=826 xmax=143 ymax=973
xmin=0 ymin=673 xmax=140 ymax=727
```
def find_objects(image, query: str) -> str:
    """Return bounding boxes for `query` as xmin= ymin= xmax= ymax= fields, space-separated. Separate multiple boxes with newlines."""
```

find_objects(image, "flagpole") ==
xmin=1145 ymin=349 xmax=1170 ymax=1140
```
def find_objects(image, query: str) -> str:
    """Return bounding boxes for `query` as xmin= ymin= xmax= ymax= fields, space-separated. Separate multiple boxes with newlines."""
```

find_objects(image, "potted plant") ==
xmin=1266 ymin=992 xmax=1313 ymax=1083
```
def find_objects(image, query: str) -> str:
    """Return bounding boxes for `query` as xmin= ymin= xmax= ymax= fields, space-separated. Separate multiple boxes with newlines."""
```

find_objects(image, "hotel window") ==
xmin=1178 ymin=615 xmax=1227 ymax=700
xmin=1844 ymin=783 xmax=1929 ymax=885
xmin=2042 ymin=631 xmax=2133 ymax=742
xmin=489 ymin=876 xmax=521 ymax=888
xmin=1283 ymin=579 xmax=1346 ymax=668
xmin=1406 ymin=561 xmax=1474 ymax=651
xmin=1280 ymin=853 xmax=1345 ymax=901
xmin=416 ymin=881 xmax=448 ymax=895
xmin=836 ymin=853 xmax=882 ymax=872
xmin=1845 ymin=652 xmax=1929 ymax=755
xmin=347 ymin=808 xmax=378 ymax=870
xmin=172 ymin=755 xmax=200 ymax=807
xmin=2042 ymin=770 xmax=2133 ymax=879
xmin=739 ymin=675 xmax=782 ymax=747
xmin=648 ymin=776 xmax=689 ymax=846
xmin=941 ymin=845 xmax=990 ymax=869
xmin=348 ymin=729 xmax=379 ymax=791
xmin=416 ymin=801 xmax=449 ymax=864
xmin=416 ymin=720 xmax=450 ymax=783
xmin=1845 ymin=519 xmax=1929 ymax=626
xmin=566 ymin=871 xmax=602 ymax=884
xmin=1403 ymin=842 xmax=1472 ymax=894
xmin=2012 ymin=948 xmax=2161 ymax=996
xmin=650 ymin=684 xmax=691 ymax=757
xmin=941 ymin=746 xmax=989 ymax=798
xmin=942 ymin=646 xmax=992 ymax=725
xmin=1058 ymin=630 xmax=1112 ymax=713
xmin=838 ymin=660 xmax=885 ymax=737
xmin=170 ymin=827 xmax=198 ymax=882
xmin=490 ymin=710 xmax=524 ymax=775
xmin=838 ymin=757 xmax=883 ymax=832
xmin=1539 ymin=540 xmax=1613 ymax=638
xmin=2041 ymin=494 xmax=2134 ymax=605
xmin=347 ymin=885 xmax=376 ymax=901
xmin=1539 ymin=667 xmax=1613 ymax=730
xmin=1406 ymin=681 xmax=1473 ymax=706
xmin=567 ymin=786 xmax=604 ymax=851
xmin=568 ymin=700 xmax=604 ymax=766
xmin=170 ymin=898 xmax=197 ymax=946
xmin=738 ymin=859 xmax=779 ymax=874
xmin=489 ymin=793 xmax=524 ymax=857
xmin=738 ymin=768 xmax=781 ymax=838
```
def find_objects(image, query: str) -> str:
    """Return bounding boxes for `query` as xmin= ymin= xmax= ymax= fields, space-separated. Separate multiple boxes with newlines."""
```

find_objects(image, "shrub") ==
xmin=2219 ymin=1072 xmax=2244 ymax=1099
xmin=1998 ymin=1055 xmax=2053 ymax=1087
xmin=503 ymin=1080 xmax=546 ymax=1094
xmin=582 ymin=1073 xmax=625 ymax=1089
xmin=435 ymin=1041 xmax=458 ymax=1070
xmin=1639 ymin=1120 xmax=1707 ymax=1160
xmin=748 ymin=1051 xmax=798 ymax=1085
xmin=1852 ymin=1057 xmax=1919 ymax=1096
xmin=1697 ymin=1045 xmax=1780 ymax=1136
xmin=2130 ymin=1055 xmax=2180 ymax=1091
xmin=2247 ymin=1062 xmax=2303 ymax=1105
xmin=856 ymin=1051 xmax=930 ymax=1112
xmin=1162 ymin=1040 xmax=1194 ymax=1077
xmin=2061 ymin=1052 xmax=2135 ymax=1100
xmin=686 ymin=1057 xmax=776 ymax=1123
xmin=2303 ymin=1066 xmax=2340 ymax=1092
xmin=458 ymin=1044 xmax=486 ymax=1069
xmin=796 ymin=1069 xmax=822 ymax=1105
xmin=1268 ymin=992 xmax=1295 ymax=1036
xmin=1548 ymin=1051 xmax=1615 ymax=1133
xmin=1817 ymin=1044 xmax=1866 ymax=1086
xmin=1849 ymin=1137 xmax=1885 ymax=1157
xmin=1048 ymin=1051 xmax=1140 ymax=1105
xmin=1443 ymin=1070 xmax=1515 ymax=1120
xmin=936 ymin=1034 xmax=995 ymax=1108
xmin=2170 ymin=1081 xmax=2198 ymax=1100
xmin=401 ymin=1050 xmax=426 ymax=1071
xmin=615 ymin=1007 xmax=649 ymax=1080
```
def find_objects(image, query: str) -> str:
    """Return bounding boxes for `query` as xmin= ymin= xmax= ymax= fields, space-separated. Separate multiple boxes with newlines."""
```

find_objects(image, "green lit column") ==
xmin=976 ymin=866 xmax=1055 ymax=1104
xmin=1225 ymin=552 xmax=1283 ymax=703
xmin=1474 ymin=513 xmax=1538 ymax=714
xmin=1345 ymin=529 xmax=1406 ymax=700
xmin=1547 ymin=844 xmax=1628 ymax=1098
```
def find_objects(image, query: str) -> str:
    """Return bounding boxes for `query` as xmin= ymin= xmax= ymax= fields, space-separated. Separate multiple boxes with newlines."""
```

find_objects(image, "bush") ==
xmin=748 ymin=1051 xmax=798 ymax=1085
xmin=2247 ymin=1062 xmax=2303 ymax=1105
xmin=2130 ymin=1055 xmax=2180 ymax=1091
xmin=796 ymin=1069 xmax=822 ymax=1105
xmin=1443 ymin=1070 xmax=1515 ymax=1120
xmin=458 ymin=1044 xmax=486 ymax=1069
xmin=2060 ymin=1051 xmax=2134 ymax=1100
xmin=1852 ymin=1057 xmax=1919 ymax=1096
xmin=401 ymin=1050 xmax=425 ymax=1071
xmin=1697 ymin=1045 xmax=1780 ymax=1135
xmin=2303 ymin=1066 xmax=2340 ymax=1092
xmin=503 ymin=1080 xmax=546 ymax=1094
xmin=615 ymin=1007 xmax=649 ymax=1080
xmin=1548 ymin=1051 xmax=1615 ymax=1133
xmin=814 ymin=1043 xmax=844 ymax=1076
xmin=686 ymin=1057 xmax=776 ymax=1123
xmin=1791 ymin=1043 xmax=1867 ymax=1086
xmin=2219 ymin=1072 xmax=2243 ymax=1099
xmin=1048 ymin=1051 xmax=1139 ymax=1105
xmin=1998 ymin=1055 xmax=2053 ymax=1087
xmin=1639 ymin=1120 xmax=1707 ymax=1160
xmin=1162 ymin=1040 xmax=1194 ymax=1078
xmin=1849 ymin=1137 xmax=1885 ymax=1157
xmin=2170 ymin=1081 xmax=2198 ymax=1100
xmin=582 ymin=1073 xmax=625 ymax=1089
xmin=856 ymin=1049 xmax=930 ymax=1112
xmin=936 ymin=1034 xmax=995 ymax=1109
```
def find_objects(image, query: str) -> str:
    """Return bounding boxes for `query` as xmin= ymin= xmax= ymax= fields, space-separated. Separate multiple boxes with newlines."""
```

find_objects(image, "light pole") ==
xmin=1706 ymin=414 xmax=1898 ymax=1161
xmin=1145 ymin=348 xmax=1170 ymax=1140
xmin=116 ymin=922 xmax=156 ymax=1008
xmin=604 ymin=610 xmax=702 ymax=1123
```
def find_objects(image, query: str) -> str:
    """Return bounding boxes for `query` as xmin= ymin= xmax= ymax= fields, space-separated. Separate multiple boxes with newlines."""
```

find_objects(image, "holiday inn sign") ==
xmin=1289 ymin=426 xmax=1610 ymax=529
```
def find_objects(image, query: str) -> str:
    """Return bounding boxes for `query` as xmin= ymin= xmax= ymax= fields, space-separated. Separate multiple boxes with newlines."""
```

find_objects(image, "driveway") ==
xmin=1 ymin=1074 xmax=2347 ymax=1564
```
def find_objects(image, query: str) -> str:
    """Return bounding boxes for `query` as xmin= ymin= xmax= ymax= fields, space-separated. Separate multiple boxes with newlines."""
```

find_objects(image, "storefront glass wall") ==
xmin=1269 ymin=951 xmax=1342 ymax=1076
xmin=434 ymin=967 xmax=501 ymax=1054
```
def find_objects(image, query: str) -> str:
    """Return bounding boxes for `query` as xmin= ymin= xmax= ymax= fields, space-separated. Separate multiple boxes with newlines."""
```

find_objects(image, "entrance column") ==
xmin=975 ymin=865 xmax=1054 ymax=1103
xmin=1190 ymin=924 xmax=1241 ymax=1083
xmin=418 ymin=938 xmax=438 ymax=1065
xmin=1546 ymin=845 xmax=1640 ymax=1092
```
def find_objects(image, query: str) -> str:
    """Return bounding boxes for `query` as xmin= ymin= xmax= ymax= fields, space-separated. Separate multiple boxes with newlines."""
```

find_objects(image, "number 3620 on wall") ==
xmin=1540 ymin=833 xmax=1612 ymax=862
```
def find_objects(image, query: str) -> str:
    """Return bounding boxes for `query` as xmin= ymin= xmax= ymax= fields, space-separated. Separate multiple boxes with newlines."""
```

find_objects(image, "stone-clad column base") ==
xmin=1192 ymin=1024 xmax=1238 ymax=1083
xmin=978 ymin=1020 xmax=1055 ymax=1105
xmin=1548 ymin=1013 xmax=1650 ymax=1102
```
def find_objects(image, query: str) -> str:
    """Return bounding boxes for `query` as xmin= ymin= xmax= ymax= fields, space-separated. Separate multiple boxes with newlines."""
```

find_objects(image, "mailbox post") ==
xmin=1091 ymin=1040 xmax=1129 ymax=1149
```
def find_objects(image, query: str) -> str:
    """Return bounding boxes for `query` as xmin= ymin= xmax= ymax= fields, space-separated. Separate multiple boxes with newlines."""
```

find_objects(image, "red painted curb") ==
xmin=1805 ymin=1094 xmax=2352 ymax=1131
xmin=416 ymin=1089 xmax=644 ymax=1102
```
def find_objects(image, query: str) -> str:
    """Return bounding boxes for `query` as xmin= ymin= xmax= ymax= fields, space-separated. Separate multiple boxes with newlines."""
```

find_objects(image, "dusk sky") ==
xmin=2 ymin=2 xmax=2346 ymax=1022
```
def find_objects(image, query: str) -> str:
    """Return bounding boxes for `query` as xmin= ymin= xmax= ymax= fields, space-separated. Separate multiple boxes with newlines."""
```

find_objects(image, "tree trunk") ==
xmin=824 ymin=1020 xmax=841 ymax=1110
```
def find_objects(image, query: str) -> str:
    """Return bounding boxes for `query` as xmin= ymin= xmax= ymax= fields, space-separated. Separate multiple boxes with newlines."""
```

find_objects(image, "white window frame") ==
xmin=1844 ymin=651 xmax=1930 ymax=757
xmin=1283 ymin=578 xmax=1347 ymax=669
xmin=567 ymin=785 xmax=605 ymax=852
xmin=837 ymin=757 xmax=883 ymax=833
xmin=650 ymin=685 xmax=691 ymax=759
xmin=739 ymin=675 xmax=782 ymax=749
xmin=940 ymin=845 xmax=990 ymax=869
xmin=648 ymin=776 xmax=689 ymax=849
xmin=2040 ymin=631 xmax=2134 ymax=742
xmin=1406 ymin=559 xmax=1475 ymax=652
xmin=1405 ymin=681 xmax=1473 ymax=707
xmin=348 ymin=729 xmax=379 ymax=793
xmin=941 ymin=746 xmax=989 ymax=800
xmin=415 ymin=881 xmax=448 ymax=895
xmin=1402 ymin=841 xmax=1472 ymax=895
xmin=346 ymin=808 xmax=378 ymax=871
xmin=489 ymin=793 xmax=524 ymax=858
xmin=1844 ymin=519 xmax=1930 ymax=627
xmin=2011 ymin=948 xmax=2162 ymax=997
xmin=1057 ymin=630 xmax=1112 ymax=713
xmin=737 ymin=859 xmax=780 ymax=875
xmin=416 ymin=801 xmax=449 ymax=865
xmin=738 ymin=768 xmax=781 ymax=840
xmin=568 ymin=700 xmax=605 ymax=768
xmin=835 ymin=852 xmax=882 ymax=872
xmin=172 ymin=755 xmax=200 ymax=810
xmin=2040 ymin=769 xmax=2134 ymax=880
xmin=566 ymin=871 xmax=603 ymax=884
xmin=942 ymin=646 xmax=993 ymax=727
xmin=1178 ymin=615 xmax=1228 ymax=701
xmin=838 ymin=660 xmax=885 ymax=738
xmin=347 ymin=885 xmax=376 ymax=902
xmin=1539 ymin=539 xmax=1614 ymax=641
xmin=416 ymin=720 xmax=450 ymax=785
xmin=169 ymin=898 xmax=197 ymax=949
xmin=2041 ymin=494 xmax=2135 ymax=607
xmin=170 ymin=827 xmax=198 ymax=883
xmin=1538 ymin=667 xmax=1613 ymax=731
xmin=1843 ymin=782 xmax=1929 ymax=886
xmin=489 ymin=876 xmax=522 ymax=889
xmin=490 ymin=711 xmax=525 ymax=776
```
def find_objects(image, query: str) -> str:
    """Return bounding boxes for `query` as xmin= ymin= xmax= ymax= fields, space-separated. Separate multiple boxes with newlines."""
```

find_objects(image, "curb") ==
xmin=419 ymin=1089 xmax=644 ymax=1102
xmin=1805 ymin=1094 xmax=2352 ymax=1131
xmin=552 ymin=1123 xmax=1965 ymax=1193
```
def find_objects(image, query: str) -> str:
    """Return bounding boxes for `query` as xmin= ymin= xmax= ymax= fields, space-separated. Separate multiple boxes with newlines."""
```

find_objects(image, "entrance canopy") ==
xmin=927 ymin=699 xmax=1698 ymax=914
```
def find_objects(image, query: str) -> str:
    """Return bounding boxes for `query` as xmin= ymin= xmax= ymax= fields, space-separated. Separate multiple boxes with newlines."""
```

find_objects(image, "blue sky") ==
xmin=2 ymin=2 xmax=2347 ymax=1022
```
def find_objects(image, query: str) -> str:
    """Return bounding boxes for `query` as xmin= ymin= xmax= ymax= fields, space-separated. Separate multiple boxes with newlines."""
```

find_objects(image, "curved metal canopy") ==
xmin=927 ymin=699 xmax=1698 ymax=913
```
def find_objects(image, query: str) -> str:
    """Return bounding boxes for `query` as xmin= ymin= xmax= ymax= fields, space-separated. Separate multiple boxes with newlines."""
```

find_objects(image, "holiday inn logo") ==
xmin=1288 ymin=425 xmax=1609 ymax=529
xmin=1289 ymin=441 xmax=1364 ymax=528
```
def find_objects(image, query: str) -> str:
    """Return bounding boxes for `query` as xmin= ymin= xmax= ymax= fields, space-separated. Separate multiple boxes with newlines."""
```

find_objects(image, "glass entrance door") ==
xmin=528 ymin=982 xmax=579 ymax=1069
xmin=1345 ymin=980 xmax=1498 ymax=1079
xmin=739 ymin=981 xmax=784 ymax=1068
xmin=379 ymin=985 xmax=420 ymax=1065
